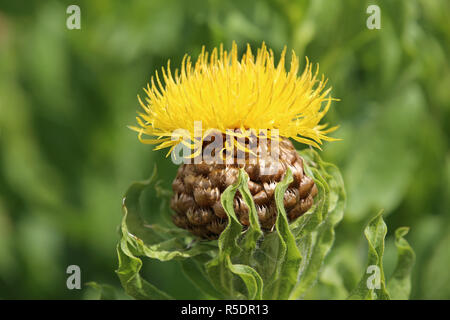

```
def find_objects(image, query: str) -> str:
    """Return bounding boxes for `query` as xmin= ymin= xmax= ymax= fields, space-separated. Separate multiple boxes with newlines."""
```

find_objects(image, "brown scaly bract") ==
xmin=170 ymin=138 xmax=317 ymax=239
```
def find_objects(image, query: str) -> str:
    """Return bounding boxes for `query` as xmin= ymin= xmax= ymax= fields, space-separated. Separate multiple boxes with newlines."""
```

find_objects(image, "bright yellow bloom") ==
xmin=130 ymin=42 xmax=339 ymax=155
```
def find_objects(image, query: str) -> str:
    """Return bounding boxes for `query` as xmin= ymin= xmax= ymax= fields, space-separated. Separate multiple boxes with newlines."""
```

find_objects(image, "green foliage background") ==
xmin=0 ymin=0 xmax=448 ymax=299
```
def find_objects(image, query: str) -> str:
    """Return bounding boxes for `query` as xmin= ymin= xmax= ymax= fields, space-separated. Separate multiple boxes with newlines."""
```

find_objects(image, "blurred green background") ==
xmin=0 ymin=0 xmax=449 ymax=299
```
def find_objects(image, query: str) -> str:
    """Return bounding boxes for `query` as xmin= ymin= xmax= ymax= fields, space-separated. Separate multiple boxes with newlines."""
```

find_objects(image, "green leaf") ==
xmin=216 ymin=171 xmax=244 ymax=258
xmin=116 ymin=168 xmax=217 ymax=299
xmin=387 ymin=227 xmax=415 ymax=299
xmin=226 ymin=256 xmax=263 ymax=300
xmin=205 ymin=172 xmax=243 ymax=298
xmin=264 ymin=169 xmax=302 ymax=299
xmin=116 ymin=242 xmax=173 ymax=300
xmin=348 ymin=212 xmax=390 ymax=300
xmin=120 ymin=186 xmax=216 ymax=261
xmin=237 ymin=170 xmax=263 ymax=263
xmin=289 ymin=152 xmax=346 ymax=299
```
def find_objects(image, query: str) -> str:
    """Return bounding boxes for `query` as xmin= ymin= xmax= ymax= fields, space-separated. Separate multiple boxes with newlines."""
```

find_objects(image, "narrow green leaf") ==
xmin=117 ymin=169 xmax=216 ymax=299
xmin=122 ymin=168 xmax=167 ymax=244
xmin=348 ymin=212 xmax=390 ymax=300
xmin=217 ymin=172 xmax=244 ymax=257
xmin=121 ymin=205 xmax=216 ymax=262
xmin=266 ymin=169 xmax=302 ymax=299
xmin=226 ymin=256 xmax=263 ymax=300
xmin=290 ymin=160 xmax=346 ymax=299
xmin=387 ymin=227 xmax=415 ymax=299
xmin=206 ymin=172 xmax=244 ymax=297
xmin=116 ymin=242 xmax=173 ymax=300
xmin=238 ymin=169 xmax=263 ymax=261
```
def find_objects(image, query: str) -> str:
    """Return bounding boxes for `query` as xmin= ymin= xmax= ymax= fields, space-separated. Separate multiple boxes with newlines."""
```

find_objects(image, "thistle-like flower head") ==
xmin=131 ymin=42 xmax=338 ymax=155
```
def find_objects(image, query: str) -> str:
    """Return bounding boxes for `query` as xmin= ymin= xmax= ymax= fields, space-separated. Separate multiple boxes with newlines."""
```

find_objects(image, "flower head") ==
xmin=130 ymin=42 xmax=338 ymax=155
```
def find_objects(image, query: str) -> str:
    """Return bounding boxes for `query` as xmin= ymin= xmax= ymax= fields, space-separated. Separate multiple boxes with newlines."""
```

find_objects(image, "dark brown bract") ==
xmin=170 ymin=138 xmax=318 ymax=239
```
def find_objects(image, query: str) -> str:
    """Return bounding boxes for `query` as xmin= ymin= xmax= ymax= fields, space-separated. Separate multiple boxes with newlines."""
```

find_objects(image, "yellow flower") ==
xmin=130 ymin=42 xmax=339 ymax=156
